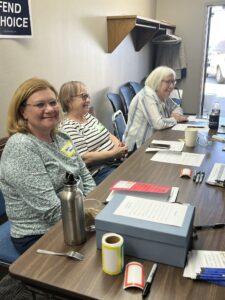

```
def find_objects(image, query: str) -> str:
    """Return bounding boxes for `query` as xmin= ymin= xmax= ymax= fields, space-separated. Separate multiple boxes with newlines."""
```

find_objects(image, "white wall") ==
xmin=0 ymin=0 xmax=156 ymax=136
xmin=156 ymin=0 xmax=225 ymax=115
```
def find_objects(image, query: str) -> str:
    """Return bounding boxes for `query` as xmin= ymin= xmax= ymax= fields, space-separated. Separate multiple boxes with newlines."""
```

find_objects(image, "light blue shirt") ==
xmin=123 ymin=86 xmax=183 ymax=151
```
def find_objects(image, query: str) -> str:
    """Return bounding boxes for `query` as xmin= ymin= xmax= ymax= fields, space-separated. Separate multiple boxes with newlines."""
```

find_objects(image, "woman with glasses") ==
xmin=58 ymin=81 xmax=128 ymax=185
xmin=123 ymin=66 xmax=187 ymax=152
xmin=0 ymin=78 xmax=96 ymax=254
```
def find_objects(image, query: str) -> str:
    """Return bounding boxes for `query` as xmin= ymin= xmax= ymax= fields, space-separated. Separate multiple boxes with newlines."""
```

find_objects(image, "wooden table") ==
xmin=9 ymin=129 xmax=225 ymax=300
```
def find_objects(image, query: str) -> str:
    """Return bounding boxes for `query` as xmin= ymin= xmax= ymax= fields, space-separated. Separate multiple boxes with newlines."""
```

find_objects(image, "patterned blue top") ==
xmin=0 ymin=132 xmax=95 ymax=238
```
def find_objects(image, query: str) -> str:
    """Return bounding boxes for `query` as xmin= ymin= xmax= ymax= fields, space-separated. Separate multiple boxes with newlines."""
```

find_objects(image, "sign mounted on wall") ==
xmin=0 ymin=0 xmax=32 ymax=38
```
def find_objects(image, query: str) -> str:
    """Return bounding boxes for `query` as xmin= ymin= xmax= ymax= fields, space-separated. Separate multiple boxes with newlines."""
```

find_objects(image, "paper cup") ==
xmin=185 ymin=128 xmax=198 ymax=147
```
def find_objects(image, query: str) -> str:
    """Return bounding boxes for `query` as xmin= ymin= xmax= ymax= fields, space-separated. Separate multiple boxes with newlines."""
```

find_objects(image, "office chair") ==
xmin=170 ymin=87 xmax=182 ymax=106
xmin=129 ymin=81 xmax=142 ymax=94
xmin=112 ymin=110 xmax=126 ymax=142
xmin=119 ymin=83 xmax=136 ymax=113
xmin=0 ymin=190 xmax=20 ymax=267
xmin=106 ymin=92 xmax=127 ymax=121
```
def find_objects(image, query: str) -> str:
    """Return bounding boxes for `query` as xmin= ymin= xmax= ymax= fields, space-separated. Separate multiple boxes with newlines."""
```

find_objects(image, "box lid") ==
xmin=96 ymin=193 xmax=195 ymax=247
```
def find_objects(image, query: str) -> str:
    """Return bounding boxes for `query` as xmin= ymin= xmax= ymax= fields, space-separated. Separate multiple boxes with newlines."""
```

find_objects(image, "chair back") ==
xmin=112 ymin=110 xmax=127 ymax=141
xmin=170 ymin=87 xmax=183 ymax=106
xmin=0 ymin=136 xmax=9 ymax=158
xmin=106 ymin=92 xmax=127 ymax=121
xmin=0 ymin=190 xmax=6 ymax=218
xmin=119 ymin=83 xmax=136 ymax=113
xmin=129 ymin=81 xmax=143 ymax=94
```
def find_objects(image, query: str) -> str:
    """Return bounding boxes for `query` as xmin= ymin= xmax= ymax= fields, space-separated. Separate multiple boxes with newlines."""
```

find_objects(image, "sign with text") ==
xmin=0 ymin=0 xmax=32 ymax=38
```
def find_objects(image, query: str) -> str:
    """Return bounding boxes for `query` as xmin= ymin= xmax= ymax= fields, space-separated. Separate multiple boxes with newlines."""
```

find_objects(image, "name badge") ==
xmin=60 ymin=141 xmax=76 ymax=157
xmin=95 ymin=123 xmax=105 ymax=132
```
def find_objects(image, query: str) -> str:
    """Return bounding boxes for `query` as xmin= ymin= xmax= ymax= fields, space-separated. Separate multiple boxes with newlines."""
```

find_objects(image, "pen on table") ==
xmin=199 ymin=171 xmax=205 ymax=183
xmin=201 ymin=268 xmax=225 ymax=274
xmin=195 ymin=172 xmax=201 ymax=184
xmin=196 ymin=273 xmax=225 ymax=281
xmin=193 ymin=170 xmax=197 ymax=182
xmin=215 ymin=179 xmax=225 ymax=187
xmin=194 ymin=223 xmax=225 ymax=230
xmin=142 ymin=263 xmax=158 ymax=298
xmin=150 ymin=143 xmax=170 ymax=149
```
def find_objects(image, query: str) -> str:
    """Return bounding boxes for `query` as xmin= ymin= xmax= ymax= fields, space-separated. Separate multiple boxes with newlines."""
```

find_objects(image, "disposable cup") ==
xmin=184 ymin=128 xmax=198 ymax=147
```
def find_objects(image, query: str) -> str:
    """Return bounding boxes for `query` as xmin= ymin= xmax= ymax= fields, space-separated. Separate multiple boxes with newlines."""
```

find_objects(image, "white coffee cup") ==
xmin=185 ymin=128 xmax=198 ymax=147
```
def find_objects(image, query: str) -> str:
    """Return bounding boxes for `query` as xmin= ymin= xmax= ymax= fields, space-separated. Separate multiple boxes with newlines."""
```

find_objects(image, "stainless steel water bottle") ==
xmin=59 ymin=172 xmax=86 ymax=245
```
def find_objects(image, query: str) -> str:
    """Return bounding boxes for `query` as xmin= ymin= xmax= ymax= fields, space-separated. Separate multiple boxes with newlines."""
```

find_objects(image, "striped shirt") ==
xmin=59 ymin=113 xmax=114 ymax=173
xmin=123 ymin=86 xmax=183 ymax=151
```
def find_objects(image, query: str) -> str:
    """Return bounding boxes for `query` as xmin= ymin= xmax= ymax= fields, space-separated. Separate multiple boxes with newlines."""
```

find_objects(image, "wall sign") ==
xmin=0 ymin=0 xmax=32 ymax=38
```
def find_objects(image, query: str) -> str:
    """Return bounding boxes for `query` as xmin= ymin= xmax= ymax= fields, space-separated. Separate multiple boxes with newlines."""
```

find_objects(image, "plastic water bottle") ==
xmin=59 ymin=172 xmax=86 ymax=245
xmin=209 ymin=102 xmax=220 ymax=129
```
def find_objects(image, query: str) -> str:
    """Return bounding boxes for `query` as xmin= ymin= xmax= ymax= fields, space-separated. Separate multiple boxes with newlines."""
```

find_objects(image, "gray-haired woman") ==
xmin=123 ymin=66 xmax=187 ymax=151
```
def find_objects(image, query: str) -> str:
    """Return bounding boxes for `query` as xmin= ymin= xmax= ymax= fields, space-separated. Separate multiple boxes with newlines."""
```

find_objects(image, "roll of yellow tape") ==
xmin=102 ymin=233 xmax=124 ymax=275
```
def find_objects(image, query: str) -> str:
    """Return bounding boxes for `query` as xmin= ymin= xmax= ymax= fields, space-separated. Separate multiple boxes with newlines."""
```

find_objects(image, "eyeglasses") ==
xmin=162 ymin=80 xmax=177 ymax=86
xmin=26 ymin=99 xmax=59 ymax=110
xmin=73 ymin=93 xmax=90 ymax=101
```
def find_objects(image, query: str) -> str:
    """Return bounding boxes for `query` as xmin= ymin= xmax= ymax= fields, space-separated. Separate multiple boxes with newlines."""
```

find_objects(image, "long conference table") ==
xmin=9 ymin=128 xmax=225 ymax=300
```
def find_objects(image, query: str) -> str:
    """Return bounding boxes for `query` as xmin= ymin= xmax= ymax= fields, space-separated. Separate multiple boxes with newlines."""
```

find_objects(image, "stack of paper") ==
xmin=206 ymin=163 xmax=225 ymax=187
xmin=146 ymin=140 xmax=184 ymax=152
xmin=105 ymin=180 xmax=179 ymax=203
xmin=183 ymin=250 xmax=225 ymax=286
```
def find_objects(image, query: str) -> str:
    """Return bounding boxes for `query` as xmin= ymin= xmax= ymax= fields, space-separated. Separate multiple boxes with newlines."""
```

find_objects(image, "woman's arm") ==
xmin=81 ymin=143 xmax=127 ymax=164
xmin=1 ymin=138 xmax=61 ymax=224
xmin=140 ymin=93 xmax=177 ymax=130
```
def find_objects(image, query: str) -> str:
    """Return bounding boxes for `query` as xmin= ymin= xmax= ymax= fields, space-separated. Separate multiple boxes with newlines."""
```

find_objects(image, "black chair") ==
xmin=129 ymin=81 xmax=142 ymax=94
xmin=106 ymin=92 xmax=127 ymax=121
xmin=112 ymin=110 xmax=126 ymax=142
xmin=119 ymin=83 xmax=136 ymax=114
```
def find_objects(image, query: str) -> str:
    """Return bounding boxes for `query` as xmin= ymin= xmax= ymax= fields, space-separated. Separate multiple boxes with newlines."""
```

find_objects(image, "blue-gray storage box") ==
xmin=95 ymin=193 xmax=195 ymax=268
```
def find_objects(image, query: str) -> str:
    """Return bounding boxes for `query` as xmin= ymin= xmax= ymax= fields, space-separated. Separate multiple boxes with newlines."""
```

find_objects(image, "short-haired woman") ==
xmin=58 ymin=81 xmax=128 ymax=185
xmin=123 ymin=66 xmax=187 ymax=151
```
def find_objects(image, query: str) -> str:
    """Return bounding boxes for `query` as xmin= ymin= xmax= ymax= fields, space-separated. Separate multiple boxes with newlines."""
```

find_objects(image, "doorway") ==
xmin=202 ymin=5 xmax=225 ymax=117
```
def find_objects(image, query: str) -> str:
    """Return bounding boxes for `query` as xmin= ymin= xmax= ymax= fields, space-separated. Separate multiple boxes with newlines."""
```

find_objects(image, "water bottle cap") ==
xmin=213 ymin=102 xmax=220 ymax=109
xmin=65 ymin=172 xmax=77 ymax=185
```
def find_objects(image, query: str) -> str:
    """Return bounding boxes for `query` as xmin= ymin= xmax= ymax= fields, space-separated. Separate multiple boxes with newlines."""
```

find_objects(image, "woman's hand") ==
xmin=111 ymin=143 xmax=128 ymax=159
xmin=171 ymin=113 xmax=188 ymax=123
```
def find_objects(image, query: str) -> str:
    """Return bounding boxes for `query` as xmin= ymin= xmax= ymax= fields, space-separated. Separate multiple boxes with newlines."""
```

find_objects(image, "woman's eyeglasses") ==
xmin=73 ymin=93 xmax=90 ymax=101
xmin=26 ymin=99 xmax=59 ymax=110
xmin=162 ymin=80 xmax=177 ymax=86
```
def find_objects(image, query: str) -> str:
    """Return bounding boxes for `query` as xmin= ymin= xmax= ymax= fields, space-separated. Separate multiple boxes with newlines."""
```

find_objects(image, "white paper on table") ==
xmin=151 ymin=151 xmax=205 ymax=167
xmin=172 ymin=123 xmax=209 ymax=132
xmin=206 ymin=163 xmax=225 ymax=185
xmin=105 ymin=187 xmax=179 ymax=203
xmin=113 ymin=195 xmax=187 ymax=227
xmin=146 ymin=140 xmax=184 ymax=152
xmin=188 ymin=116 xmax=208 ymax=123
xmin=183 ymin=250 xmax=225 ymax=279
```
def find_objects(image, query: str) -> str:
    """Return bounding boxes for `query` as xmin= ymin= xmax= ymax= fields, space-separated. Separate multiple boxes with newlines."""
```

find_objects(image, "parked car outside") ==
xmin=207 ymin=40 xmax=225 ymax=83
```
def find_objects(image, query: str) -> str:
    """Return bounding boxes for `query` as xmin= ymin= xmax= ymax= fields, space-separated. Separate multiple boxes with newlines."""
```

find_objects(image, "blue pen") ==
xmin=197 ymin=273 xmax=225 ymax=279
xmin=201 ymin=267 xmax=225 ymax=274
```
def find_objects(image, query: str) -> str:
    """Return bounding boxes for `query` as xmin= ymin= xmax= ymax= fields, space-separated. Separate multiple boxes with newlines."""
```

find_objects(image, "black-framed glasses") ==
xmin=26 ymin=99 xmax=59 ymax=110
xmin=73 ymin=93 xmax=90 ymax=101
xmin=162 ymin=80 xmax=177 ymax=86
